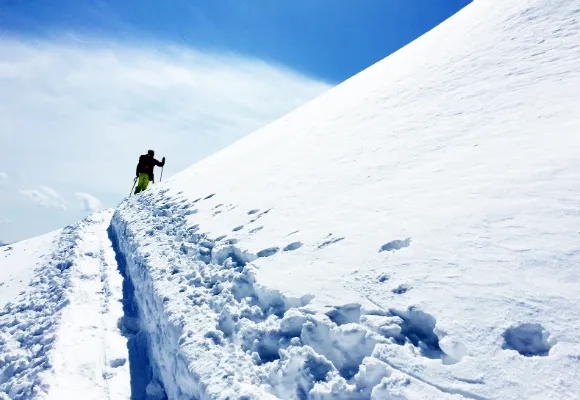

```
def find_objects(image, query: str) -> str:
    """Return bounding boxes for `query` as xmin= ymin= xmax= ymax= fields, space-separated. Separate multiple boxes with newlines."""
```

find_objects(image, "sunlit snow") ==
xmin=2 ymin=0 xmax=580 ymax=398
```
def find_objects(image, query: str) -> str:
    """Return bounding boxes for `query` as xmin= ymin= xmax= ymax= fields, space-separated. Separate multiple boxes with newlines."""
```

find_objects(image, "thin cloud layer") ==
xmin=0 ymin=37 xmax=330 ymax=242
xmin=20 ymin=187 xmax=68 ymax=211
xmin=75 ymin=192 xmax=103 ymax=213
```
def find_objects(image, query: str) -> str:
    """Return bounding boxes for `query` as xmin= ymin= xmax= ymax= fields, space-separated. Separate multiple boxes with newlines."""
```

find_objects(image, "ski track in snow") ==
xmin=110 ymin=190 xmax=475 ymax=399
xmin=0 ymin=211 xmax=129 ymax=400
xmin=45 ymin=211 xmax=129 ymax=399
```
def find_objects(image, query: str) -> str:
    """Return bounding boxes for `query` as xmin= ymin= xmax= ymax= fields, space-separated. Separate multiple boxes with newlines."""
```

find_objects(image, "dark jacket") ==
xmin=136 ymin=154 xmax=165 ymax=182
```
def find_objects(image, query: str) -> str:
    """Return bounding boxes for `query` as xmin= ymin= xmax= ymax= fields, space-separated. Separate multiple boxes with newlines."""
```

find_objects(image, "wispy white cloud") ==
xmin=0 ymin=215 xmax=10 ymax=224
xmin=0 ymin=173 xmax=7 ymax=191
xmin=75 ymin=192 xmax=102 ymax=213
xmin=0 ymin=37 xmax=330 ymax=242
xmin=0 ymin=38 xmax=330 ymax=188
xmin=40 ymin=186 xmax=64 ymax=201
xmin=20 ymin=186 xmax=68 ymax=211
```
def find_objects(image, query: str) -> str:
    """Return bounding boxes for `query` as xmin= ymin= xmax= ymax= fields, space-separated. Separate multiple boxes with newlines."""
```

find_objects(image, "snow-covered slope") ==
xmin=108 ymin=0 xmax=580 ymax=398
xmin=0 ymin=212 xmax=129 ymax=399
xmin=0 ymin=230 xmax=60 ymax=309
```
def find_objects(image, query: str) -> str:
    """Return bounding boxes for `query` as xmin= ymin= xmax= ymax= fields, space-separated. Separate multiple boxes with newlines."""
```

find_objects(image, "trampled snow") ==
xmin=2 ymin=0 xmax=580 ymax=398
xmin=0 ymin=212 xmax=129 ymax=399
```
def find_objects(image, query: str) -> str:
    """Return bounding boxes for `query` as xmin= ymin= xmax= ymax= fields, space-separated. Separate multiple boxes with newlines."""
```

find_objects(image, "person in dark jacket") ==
xmin=134 ymin=150 xmax=165 ymax=194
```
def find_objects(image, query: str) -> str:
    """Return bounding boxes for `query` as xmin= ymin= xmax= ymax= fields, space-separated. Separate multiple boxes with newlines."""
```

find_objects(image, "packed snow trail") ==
xmin=0 ymin=211 xmax=129 ymax=399
xmin=44 ymin=211 xmax=129 ymax=399
xmin=108 ymin=223 xmax=160 ymax=399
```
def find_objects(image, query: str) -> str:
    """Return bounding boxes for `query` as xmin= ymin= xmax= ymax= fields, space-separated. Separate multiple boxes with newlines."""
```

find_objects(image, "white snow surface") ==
xmin=3 ymin=0 xmax=580 ymax=398
xmin=0 ymin=211 xmax=129 ymax=399
xmin=108 ymin=0 xmax=580 ymax=398
xmin=0 ymin=231 xmax=60 ymax=309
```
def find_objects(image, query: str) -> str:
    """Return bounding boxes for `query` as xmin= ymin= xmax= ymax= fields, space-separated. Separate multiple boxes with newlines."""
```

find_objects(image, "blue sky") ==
xmin=1 ymin=0 xmax=471 ymax=82
xmin=0 ymin=0 xmax=471 ymax=243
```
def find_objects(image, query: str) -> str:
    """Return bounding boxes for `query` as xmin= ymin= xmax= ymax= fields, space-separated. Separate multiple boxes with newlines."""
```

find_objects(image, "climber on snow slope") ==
xmin=134 ymin=149 xmax=165 ymax=194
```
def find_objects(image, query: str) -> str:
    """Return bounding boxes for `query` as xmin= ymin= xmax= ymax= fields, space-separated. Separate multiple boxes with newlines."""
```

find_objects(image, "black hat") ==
xmin=147 ymin=150 xmax=155 ymax=156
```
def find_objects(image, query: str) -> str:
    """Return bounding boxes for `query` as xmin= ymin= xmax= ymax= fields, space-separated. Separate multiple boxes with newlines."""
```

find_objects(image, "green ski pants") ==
xmin=134 ymin=173 xmax=150 ymax=194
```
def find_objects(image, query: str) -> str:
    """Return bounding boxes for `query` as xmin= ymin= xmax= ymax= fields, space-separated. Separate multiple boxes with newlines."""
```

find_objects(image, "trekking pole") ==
xmin=130 ymin=177 xmax=137 ymax=196
xmin=160 ymin=166 xmax=164 ymax=183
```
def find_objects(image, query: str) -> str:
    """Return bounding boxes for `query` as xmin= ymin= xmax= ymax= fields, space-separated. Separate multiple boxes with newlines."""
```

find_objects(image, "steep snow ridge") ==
xmin=111 ymin=190 xmax=463 ymax=399
xmin=114 ymin=0 xmax=580 ymax=398
xmin=0 ymin=212 xmax=129 ymax=399
xmin=110 ymin=192 xmax=279 ymax=399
